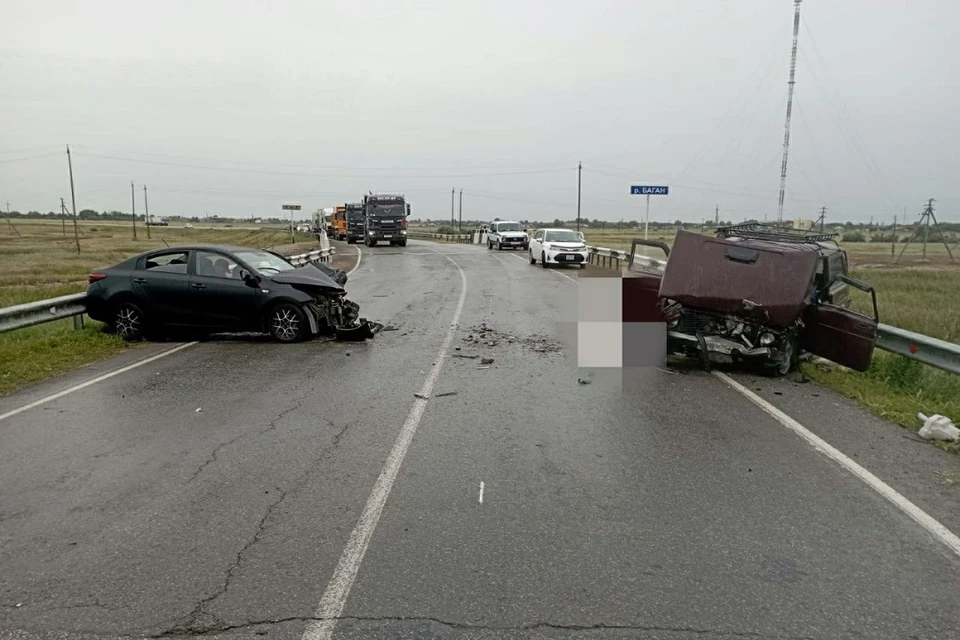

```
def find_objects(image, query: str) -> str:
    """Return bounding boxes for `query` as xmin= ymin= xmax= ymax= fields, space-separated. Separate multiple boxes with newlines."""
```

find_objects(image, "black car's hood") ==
xmin=268 ymin=264 xmax=345 ymax=292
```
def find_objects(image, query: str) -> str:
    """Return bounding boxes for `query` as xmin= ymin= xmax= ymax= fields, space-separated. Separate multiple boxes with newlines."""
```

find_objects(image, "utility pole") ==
xmin=576 ymin=162 xmax=582 ymax=232
xmin=815 ymin=206 xmax=826 ymax=233
xmin=450 ymin=188 xmax=455 ymax=228
xmin=3 ymin=200 xmax=21 ymax=237
xmin=130 ymin=182 xmax=138 ymax=239
xmin=896 ymin=198 xmax=954 ymax=263
xmin=714 ymin=205 xmax=719 ymax=226
xmin=143 ymin=185 xmax=151 ymax=239
xmin=60 ymin=198 xmax=67 ymax=235
xmin=458 ymin=189 xmax=463 ymax=234
xmin=891 ymin=214 xmax=897 ymax=258
xmin=67 ymin=145 xmax=80 ymax=254
xmin=777 ymin=0 xmax=803 ymax=225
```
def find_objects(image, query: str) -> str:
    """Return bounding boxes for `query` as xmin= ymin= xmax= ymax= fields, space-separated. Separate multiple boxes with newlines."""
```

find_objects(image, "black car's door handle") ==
xmin=133 ymin=278 xmax=148 ymax=284
xmin=191 ymin=283 xmax=206 ymax=290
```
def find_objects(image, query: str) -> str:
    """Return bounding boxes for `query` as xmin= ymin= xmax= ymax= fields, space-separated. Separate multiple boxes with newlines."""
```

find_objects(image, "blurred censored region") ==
xmin=574 ymin=268 xmax=666 ymax=384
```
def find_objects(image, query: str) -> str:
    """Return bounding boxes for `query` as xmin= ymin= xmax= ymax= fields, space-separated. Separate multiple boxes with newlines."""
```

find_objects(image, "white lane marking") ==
xmin=347 ymin=247 xmax=362 ymax=276
xmin=0 ymin=342 xmax=198 ymax=423
xmin=303 ymin=252 xmax=468 ymax=640
xmin=713 ymin=371 xmax=960 ymax=558
xmin=479 ymin=481 xmax=485 ymax=504
xmin=505 ymin=251 xmax=578 ymax=282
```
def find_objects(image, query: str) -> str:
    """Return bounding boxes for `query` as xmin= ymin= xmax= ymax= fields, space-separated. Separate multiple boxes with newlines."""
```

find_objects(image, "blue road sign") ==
xmin=630 ymin=185 xmax=669 ymax=196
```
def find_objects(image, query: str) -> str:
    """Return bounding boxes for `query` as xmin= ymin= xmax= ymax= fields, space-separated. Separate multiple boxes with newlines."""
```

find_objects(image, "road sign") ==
xmin=282 ymin=204 xmax=302 ymax=211
xmin=630 ymin=185 xmax=669 ymax=196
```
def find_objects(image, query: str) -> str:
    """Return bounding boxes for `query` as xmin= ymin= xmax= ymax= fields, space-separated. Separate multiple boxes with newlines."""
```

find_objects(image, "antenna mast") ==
xmin=777 ymin=0 xmax=802 ymax=225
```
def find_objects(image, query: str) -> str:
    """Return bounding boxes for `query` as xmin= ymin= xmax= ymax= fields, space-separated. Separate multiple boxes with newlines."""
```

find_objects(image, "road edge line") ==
xmin=713 ymin=370 xmax=960 ymax=558
xmin=302 ymin=252 xmax=468 ymax=640
xmin=0 ymin=341 xmax=199 ymax=423
xmin=346 ymin=246 xmax=362 ymax=276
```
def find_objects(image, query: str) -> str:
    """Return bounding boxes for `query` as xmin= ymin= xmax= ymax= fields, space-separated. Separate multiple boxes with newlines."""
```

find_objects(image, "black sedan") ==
xmin=86 ymin=244 xmax=367 ymax=343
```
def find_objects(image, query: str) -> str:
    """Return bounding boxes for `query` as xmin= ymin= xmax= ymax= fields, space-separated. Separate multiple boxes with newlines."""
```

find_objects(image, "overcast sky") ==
xmin=1 ymin=0 xmax=956 ymax=224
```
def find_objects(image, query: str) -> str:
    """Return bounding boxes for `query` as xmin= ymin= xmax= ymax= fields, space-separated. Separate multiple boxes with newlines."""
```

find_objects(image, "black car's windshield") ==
xmin=234 ymin=250 xmax=296 ymax=275
xmin=544 ymin=230 xmax=581 ymax=242
xmin=497 ymin=222 xmax=522 ymax=232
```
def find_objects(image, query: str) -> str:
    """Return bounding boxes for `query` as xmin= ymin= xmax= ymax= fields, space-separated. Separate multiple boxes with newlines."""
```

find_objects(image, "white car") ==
xmin=486 ymin=220 xmax=529 ymax=250
xmin=528 ymin=228 xmax=588 ymax=268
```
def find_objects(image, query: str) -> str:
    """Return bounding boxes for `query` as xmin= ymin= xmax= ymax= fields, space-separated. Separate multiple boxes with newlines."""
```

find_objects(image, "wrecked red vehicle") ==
xmin=624 ymin=224 xmax=879 ymax=375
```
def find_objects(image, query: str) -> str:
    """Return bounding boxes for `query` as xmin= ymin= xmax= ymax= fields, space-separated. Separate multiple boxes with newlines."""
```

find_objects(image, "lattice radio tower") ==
xmin=777 ymin=0 xmax=802 ymax=225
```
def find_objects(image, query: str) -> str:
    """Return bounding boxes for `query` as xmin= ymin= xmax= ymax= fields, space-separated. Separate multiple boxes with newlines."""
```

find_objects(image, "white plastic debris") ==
xmin=195 ymin=407 xmax=202 ymax=413
xmin=917 ymin=413 xmax=959 ymax=442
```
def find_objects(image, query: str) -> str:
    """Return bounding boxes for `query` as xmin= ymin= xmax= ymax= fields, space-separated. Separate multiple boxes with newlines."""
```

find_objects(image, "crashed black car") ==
xmin=625 ymin=224 xmax=879 ymax=375
xmin=86 ymin=244 xmax=375 ymax=343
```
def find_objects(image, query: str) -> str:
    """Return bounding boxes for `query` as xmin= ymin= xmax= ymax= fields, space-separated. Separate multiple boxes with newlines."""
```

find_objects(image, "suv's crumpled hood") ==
xmin=659 ymin=230 xmax=818 ymax=328
xmin=268 ymin=264 xmax=345 ymax=292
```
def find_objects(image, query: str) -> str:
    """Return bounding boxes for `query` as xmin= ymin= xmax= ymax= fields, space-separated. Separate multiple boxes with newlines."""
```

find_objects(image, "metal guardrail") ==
xmin=407 ymin=231 xmax=474 ymax=243
xmin=0 ymin=246 xmax=335 ymax=335
xmin=876 ymin=324 xmax=960 ymax=375
xmin=0 ymin=293 xmax=89 ymax=334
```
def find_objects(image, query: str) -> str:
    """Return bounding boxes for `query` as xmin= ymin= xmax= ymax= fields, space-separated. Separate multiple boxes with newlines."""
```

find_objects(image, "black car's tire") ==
xmin=267 ymin=303 xmax=308 ymax=343
xmin=113 ymin=301 xmax=146 ymax=342
xmin=541 ymin=252 xmax=548 ymax=268
xmin=529 ymin=250 xmax=536 ymax=264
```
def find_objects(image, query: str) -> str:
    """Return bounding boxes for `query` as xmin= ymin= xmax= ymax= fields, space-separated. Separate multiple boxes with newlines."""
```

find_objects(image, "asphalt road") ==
xmin=1 ymin=240 xmax=958 ymax=640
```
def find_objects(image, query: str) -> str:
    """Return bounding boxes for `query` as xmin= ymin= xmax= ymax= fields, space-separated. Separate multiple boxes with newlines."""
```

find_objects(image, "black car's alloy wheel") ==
xmin=268 ymin=304 xmax=307 ymax=343
xmin=114 ymin=302 xmax=145 ymax=341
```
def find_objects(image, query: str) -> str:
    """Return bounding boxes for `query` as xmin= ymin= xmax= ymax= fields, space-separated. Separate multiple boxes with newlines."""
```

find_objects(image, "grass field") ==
xmin=0 ymin=220 xmax=321 ymax=395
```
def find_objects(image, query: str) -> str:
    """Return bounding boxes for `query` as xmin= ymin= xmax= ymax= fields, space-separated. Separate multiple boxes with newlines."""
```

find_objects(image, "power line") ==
xmin=75 ymin=151 xmax=573 ymax=179
xmin=0 ymin=152 xmax=62 ymax=165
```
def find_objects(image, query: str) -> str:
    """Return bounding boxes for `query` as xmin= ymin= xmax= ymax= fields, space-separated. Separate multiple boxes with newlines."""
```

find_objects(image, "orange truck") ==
xmin=331 ymin=205 xmax=348 ymax=240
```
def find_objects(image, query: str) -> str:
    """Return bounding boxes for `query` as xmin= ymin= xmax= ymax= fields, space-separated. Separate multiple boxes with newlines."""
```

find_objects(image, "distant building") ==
xmin=793 ymin=218 xmax=814 ymax=230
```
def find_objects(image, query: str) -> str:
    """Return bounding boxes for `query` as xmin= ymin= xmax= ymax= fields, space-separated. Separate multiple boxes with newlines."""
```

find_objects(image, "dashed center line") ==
xmin=479 ymin=481 xmax=485 ymax=504
xmin=302 ymin=250 xmax=469 ymax=640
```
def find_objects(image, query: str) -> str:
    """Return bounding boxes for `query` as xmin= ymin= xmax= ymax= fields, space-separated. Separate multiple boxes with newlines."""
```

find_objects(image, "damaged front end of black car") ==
xmin=266 ymin=263 xmax=381 ymax=342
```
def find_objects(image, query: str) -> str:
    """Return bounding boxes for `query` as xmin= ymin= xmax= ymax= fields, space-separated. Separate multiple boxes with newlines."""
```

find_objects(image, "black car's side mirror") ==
xmin=239 ymin=269 xmax=259 ymax=285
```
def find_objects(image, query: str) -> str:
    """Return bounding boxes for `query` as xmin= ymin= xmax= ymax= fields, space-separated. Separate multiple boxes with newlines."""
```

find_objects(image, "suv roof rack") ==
xmin=715 ymin=222 xmax=838 ymax=244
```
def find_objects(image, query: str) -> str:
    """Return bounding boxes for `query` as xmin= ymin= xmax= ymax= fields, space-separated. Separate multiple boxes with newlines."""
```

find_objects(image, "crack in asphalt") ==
xmin=158 ymin=414 xmax=356 ymax=636
xmin=150 ymin=614 xmax=819 ymax=639
xmin=186 ymin=400 xmax=304 ymax=484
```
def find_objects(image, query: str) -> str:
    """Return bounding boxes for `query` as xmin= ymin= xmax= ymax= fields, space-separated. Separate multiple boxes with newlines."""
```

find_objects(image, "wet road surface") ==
xmin=1 ymin=240 xmax=958 ymax=640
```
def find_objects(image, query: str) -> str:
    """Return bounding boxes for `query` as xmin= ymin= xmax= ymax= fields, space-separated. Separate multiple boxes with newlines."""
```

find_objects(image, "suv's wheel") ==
xmin=529 ymin=250 xmax=536 ymax=265
xmin=487 ymin=240 xmax=492 ymax=250
xmin=267 ymin=303 xmax=308 ymax=343
xmin=541 ymin=252 xmax=548 ymax=268
xmin=114 ymin=301 xmax=145 ymax=341
xmin=771 ymin=335 xmax=799 ymax=377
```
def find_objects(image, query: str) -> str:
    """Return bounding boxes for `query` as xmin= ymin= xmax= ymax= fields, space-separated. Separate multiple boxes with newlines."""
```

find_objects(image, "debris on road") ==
xmin=453 ymin=353 xmax=479 ymax=359
xmin=578 ymin=378 xmax=592 ymax=385
xmin=414 ymin=393 xmax=428 ymax=399
xmin=463 ymin=324 xmax=562 ymax=354
xmin=477 ymin=366 xmax=490 ymax=370
xmin=480 ymin=357 xmax=495 ymax=365
xmin=917 ymin=413 xmax=960 ymax=441
xmin=435 ymin=391 xmax=458 ymax=398
xmin=195 ymin=408 xmax=202 ymax=413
